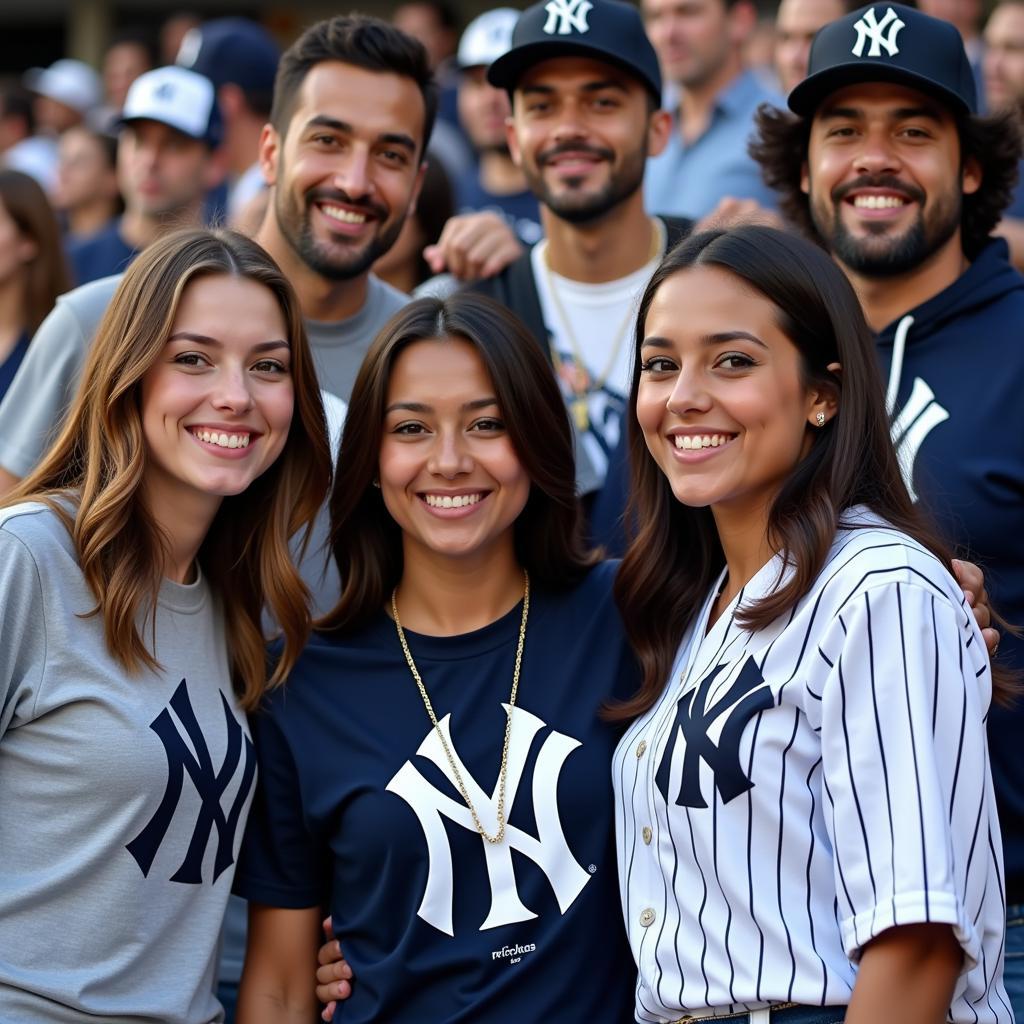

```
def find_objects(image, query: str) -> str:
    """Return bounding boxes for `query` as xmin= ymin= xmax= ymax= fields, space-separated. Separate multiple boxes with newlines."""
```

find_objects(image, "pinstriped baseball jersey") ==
xmin=613 ymin=508 xmax=1011 ymax=1023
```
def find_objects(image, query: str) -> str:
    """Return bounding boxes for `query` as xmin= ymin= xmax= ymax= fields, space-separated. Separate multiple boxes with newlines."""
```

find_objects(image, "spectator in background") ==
xmin=774 ymin=0 xmax=848 ymax=94
xmin=0 ymin=170 xmax=69 ymax=403
xmin=642 ymin=0 xmax=781 ymax=219
xmin=160 ymin=11 xmax=201 ymax=65
xmin=176 ymin=17 xmax=280 ymax=224
xmin=985 ymin=0 xmax=1024 ymax=268
xmin=373 ymin=157 xmax=454 ymax=293
xmin=101 ymin=28 xmax=157 ymax=114
xmin=54 ymin=126 xmax=122 ymax=244
xmin=67 ymin=65 xmax=224 ymax=286
xmin=920 ymin=0 xmax=987 ymax=103
xmin=394 ymin=0 xmax=475 ymax=184
xmin=452 ymin=8 xmax=543 ymax=246
xmin=0 ymin=85 xmax=54 ymax=193
xmin=18 ymin=61 xmax=103 ymax=195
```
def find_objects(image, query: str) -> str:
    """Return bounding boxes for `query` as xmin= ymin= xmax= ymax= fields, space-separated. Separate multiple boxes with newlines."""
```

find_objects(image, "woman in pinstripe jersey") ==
xmin=610 ymin=225 xmax=1012 ymax=1024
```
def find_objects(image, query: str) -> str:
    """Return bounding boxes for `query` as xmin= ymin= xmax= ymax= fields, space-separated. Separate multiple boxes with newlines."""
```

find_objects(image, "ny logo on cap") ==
xmin=154 ymin=82 xmax=176 ymax=100
xmin=543 ymin=0 xmax=593 ymax=35
xmin=851 ymin=6 xmax=906 ymax=58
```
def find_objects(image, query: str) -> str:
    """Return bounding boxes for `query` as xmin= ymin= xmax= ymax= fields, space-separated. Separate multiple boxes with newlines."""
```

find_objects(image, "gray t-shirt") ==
xmin=0 ymin=502 xmax=252 ymax=1023
xmin=0 ymin=272 xmax=407 ymax=478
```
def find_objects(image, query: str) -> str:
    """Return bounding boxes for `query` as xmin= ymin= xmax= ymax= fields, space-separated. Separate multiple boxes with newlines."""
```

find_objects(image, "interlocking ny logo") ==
xmin=655 ymin=657 xmax=774 ymax=809
xmin=543 ymin=0 xmax=593 ymax=35
xmin=387 ymin=705 xmax=591 ymax=936
xmin=851 ymin=7 xmax=905 ymax=57
xmin=126 ymin=679 xmax=256 ymax=884
xmin=889 ymin=376 xmax=949 ymax=503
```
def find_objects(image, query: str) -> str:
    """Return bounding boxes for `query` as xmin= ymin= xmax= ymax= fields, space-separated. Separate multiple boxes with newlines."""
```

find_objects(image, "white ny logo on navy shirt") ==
xmin=852 ymin=7 xmax=906 ymax=57
xmin=543 ymin=0 xmax=594 ymax=35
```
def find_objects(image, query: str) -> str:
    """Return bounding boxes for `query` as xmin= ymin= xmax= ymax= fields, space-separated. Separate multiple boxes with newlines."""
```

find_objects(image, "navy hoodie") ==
xmin=875 ymin=238 xmax=1024 ymax=899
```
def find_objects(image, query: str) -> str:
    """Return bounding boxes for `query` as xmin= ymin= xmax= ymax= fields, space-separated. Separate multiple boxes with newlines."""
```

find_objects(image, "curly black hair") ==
xmin=749 ymin=102 xmax=1022 ymax=260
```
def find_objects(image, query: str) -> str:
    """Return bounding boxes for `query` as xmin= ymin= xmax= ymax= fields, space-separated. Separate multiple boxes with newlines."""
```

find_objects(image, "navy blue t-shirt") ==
xmin=454 ymin=172 xmax=544 ymax=247
xmin=0 ymin=332 xmax=29 ymax=404
xmin=66 ymin=220 xmax=137 ymax=286
xmin=236 ymin=562 xmax=638 ymax=1023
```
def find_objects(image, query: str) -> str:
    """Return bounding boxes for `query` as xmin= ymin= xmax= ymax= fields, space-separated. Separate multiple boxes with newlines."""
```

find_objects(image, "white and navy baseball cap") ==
xmin=23 ymin=59 xmax=102 ymax=116
xmin=488 ymin=0 xmax=662 ymax=102
xmin=788 ymin=3 xmax=977 ymax=116
xmin=118 ymin=66 xmax=223 ymax=147
xmin=457 ymin=8 xmax=521 ymax=70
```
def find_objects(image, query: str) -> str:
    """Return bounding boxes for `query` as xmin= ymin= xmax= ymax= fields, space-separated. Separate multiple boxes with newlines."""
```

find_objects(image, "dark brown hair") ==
xmin=750 ymin=102 xmax=1022 ymax=260
xmin=270 ymin=14 xmax=438 ymax=157
xmin=0 ymin=169 xmax=70 ymax=333
xmin=319 ymin=292 xmax=597 ymax=634
xmin=610 ymin=225 xmax=1013 ymax=720
xmin=5 ymin=228 xmax=332 ymax=710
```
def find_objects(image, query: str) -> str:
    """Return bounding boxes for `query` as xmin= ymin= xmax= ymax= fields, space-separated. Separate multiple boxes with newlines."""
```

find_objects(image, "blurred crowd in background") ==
xmin=1 ymin=0 xmax=1022 ymax=408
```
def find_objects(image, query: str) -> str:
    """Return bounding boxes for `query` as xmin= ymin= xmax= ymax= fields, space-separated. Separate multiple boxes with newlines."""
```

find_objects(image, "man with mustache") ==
xmin=0 ymin=15 xmax=431 ymax=500
xmin=470 ymin=0 xmax=693 ymax=546
xmin=751 ymin=7 xmax=1024 ymax=1014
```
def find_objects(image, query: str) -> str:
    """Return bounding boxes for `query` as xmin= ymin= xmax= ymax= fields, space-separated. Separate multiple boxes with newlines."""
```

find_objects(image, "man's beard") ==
xmin=522 ymin=139 xmax=646 ymax=225
xmin=811 ymin=173 xmax=962 ymax=278
xmin=275 ymin=185 xmax=404 ymax=281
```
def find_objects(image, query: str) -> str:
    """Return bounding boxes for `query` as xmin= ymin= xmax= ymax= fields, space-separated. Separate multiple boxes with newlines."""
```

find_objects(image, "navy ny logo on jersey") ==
xmin=655 ymin=657 xmax=774 ymax=808
xmin=127 ymin=679 xmax=256 ymax=884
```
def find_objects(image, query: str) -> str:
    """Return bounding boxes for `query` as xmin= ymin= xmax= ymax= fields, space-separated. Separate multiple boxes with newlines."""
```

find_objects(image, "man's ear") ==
xmin=962 ymin=153 xmax=982 ymax=196
xmin=727 ymin=0 xmax=758 ymax=46
xmin=647 ymin=108 xmax=673 ymax=158
xmin=203 ymin=145 xmax=229 ymax=191
xmin=800 ymin=159 xmax=810 ymax=196
xmin=258 ymin=122 xmax=280 ymax=188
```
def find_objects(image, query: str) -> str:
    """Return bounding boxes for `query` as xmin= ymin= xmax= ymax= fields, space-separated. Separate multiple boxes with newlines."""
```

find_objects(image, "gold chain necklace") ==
xmin=392 ymin=570 xmax=530 ymax=845
xmin=542 ymin=217 xmax=666 ymax=432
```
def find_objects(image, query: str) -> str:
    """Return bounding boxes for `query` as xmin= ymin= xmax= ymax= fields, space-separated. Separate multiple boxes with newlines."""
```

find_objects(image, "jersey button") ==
xmin=642 ymin=826 xmax=653 ymax=844
xmin=639 ymin=907 xmax=656 ymax=927
xmin=636 ymin=740 xmax=647 ymax=757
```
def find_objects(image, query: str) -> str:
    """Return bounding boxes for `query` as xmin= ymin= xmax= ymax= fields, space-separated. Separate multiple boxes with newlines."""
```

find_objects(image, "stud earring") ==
xmin=815 ymin=412 xmax=826 ymax=427
xmin=372 ymin=478 xmax=381 ymax=488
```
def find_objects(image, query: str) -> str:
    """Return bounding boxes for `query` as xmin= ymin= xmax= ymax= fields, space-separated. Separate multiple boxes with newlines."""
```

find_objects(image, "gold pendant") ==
xmin=572 ymin=396 xmax=589 ymax=432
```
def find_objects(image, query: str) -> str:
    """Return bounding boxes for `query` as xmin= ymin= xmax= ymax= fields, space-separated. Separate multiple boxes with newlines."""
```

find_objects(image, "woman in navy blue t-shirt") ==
xmin=235 ymin=294 xmax=639 ymax=1023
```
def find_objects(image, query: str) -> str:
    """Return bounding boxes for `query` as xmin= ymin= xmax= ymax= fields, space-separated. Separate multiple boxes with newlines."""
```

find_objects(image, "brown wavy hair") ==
xmin=750 ymin=103 xmax=1022 ymax=260
xmin=3 ymin=228 xmax=332 ymax=710
xmin=319 ymin=292 xmax=597 ymax=634
xmin=0 ymin=168 xmax=70 ymax=332
xmin=610 ymin=225 xmax=1014 ymax=721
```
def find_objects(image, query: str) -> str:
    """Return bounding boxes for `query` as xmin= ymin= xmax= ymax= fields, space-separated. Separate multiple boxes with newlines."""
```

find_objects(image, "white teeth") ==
xmin=194 ymin=429 xmax=251 ymax=449
xmin=852 ymin=195 xmax=907 ymax=209
xmin=424 ymin=493 xmax=483 ymax=508
xmin=674 ymin=434 xmax=733 ymax=450
xmin=322 ymin=204 xmax=367 ymax=224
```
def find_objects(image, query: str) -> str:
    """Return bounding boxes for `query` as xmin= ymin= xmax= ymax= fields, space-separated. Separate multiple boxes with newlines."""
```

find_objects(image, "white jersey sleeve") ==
xmin=815 ymin=579 xmax=999 ymax=976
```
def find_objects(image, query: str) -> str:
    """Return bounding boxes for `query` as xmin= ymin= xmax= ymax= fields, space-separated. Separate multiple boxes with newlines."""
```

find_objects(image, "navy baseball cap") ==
xmin=788 ymin=3 xmax=977 ymax=117
xmin=487 ymin=0 xmax=662 ymax=102
xmin=176 ymin=17 xmax=280 ymax=96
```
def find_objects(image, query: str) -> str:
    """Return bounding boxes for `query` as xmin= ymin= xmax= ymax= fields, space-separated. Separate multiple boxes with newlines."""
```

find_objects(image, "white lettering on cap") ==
xmin=543 ymin=0 xmax=594 ymax=35
xmin=852 ymin=6 xmax=906 ymax=58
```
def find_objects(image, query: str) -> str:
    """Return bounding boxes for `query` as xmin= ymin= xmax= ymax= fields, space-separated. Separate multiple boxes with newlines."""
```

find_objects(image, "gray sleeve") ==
xmin=0 ymin=298 xmax=92 ymax=477
xmin=0 ymin=529 xmax=47 ymax=740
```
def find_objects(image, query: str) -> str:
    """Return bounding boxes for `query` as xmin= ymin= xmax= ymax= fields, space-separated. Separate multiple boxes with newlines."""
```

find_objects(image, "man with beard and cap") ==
xmin=752 ymin=6 xmax=1024 ymax=1015
xmin=470 ymin=0 xmax=693 ymax=548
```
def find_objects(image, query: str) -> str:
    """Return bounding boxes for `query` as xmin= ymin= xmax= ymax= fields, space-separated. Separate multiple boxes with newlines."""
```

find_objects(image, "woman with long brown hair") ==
xmin=0 ymin=226 xmax=331 ymax=1023
xmin=0 ymin=168 xmax=69 ymax=402
xmin=235 ymin=293 xmax=640 ymax=1023
xmin=612 ymin=225 xmax=1010 ymax=1024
